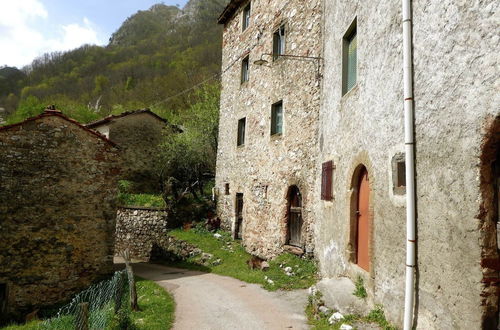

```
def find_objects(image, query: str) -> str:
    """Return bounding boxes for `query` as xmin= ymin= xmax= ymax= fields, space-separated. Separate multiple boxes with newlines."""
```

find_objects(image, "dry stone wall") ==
xmin=215 ymin=0 xmax=323 ymax=258
xmin=0 ymin=112 xmax=121 ymax=322
xmin=114 ymin=207 xmax=168 ymax=260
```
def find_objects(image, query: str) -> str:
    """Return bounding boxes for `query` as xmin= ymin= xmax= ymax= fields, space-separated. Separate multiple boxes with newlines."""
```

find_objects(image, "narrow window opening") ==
xmin=342 ymin=18 xmax=357 ymax=95
xmin=397 ymin=161 xmax=406 ymax=187
xmin=271 ymin=101 xmax=283 ymax=135
xmin=0 ymin=283 xmax=7 ymax=316
xmin=273 ymin=25 xmax=286 ymax=60
xmin=241 ymin=56 xmax=249 ymax=84
xmin=225 ymin=183 xmax=230 ymax=195
xmin=321 ymin=161 xmax=334 ymax=201
xmin=237 ymin=117 xmax=246 ymax=146
xmin=242 ymin=3 xmax=251 ymax=31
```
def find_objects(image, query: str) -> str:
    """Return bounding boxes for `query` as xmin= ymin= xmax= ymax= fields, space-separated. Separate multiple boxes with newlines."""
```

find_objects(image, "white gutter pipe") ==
xmin=402 ymin=0 xmax=416 ymax=329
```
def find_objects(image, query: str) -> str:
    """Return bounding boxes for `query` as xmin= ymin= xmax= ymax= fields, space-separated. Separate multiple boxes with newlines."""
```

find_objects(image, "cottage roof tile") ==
xmin=218 ymin=0 xmax=247 ymax=24
xmin=85 ymin=109 xmax=167 ymax=129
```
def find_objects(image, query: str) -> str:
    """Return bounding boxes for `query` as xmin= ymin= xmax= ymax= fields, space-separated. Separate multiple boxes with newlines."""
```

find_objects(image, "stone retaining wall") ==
xmin=114 ymin=207 xmax=168 ymax=260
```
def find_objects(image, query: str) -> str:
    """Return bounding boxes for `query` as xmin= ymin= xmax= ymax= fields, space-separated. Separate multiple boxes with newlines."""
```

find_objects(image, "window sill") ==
xmin=341 ymin=83 xmax=359 ymax=99
xmin=270 ymin=133 xmax=283 ymax=140
xmin=237 ymin=144 xmax=245 ymax=149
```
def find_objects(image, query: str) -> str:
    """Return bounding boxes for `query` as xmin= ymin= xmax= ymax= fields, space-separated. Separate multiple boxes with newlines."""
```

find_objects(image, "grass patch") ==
xmin=306 ymin=290 xmax=397 ymax=330
xmin=118 ymin=193 xmax=165 ymax=208
xmin=353 ymin=276 xmax=367 ymax=299
xmin=167 ymin=226 xmax=318 ymax=291
xmin=128 ymin=277 xmax=175 ymax=329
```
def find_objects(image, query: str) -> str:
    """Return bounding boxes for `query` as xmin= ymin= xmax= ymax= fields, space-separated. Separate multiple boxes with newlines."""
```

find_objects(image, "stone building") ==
xmin=0 ymin=108 xmax=121 ymax=322
xmin=87 ymin=109 xmax=178 ymax=193
xmin=315 ymin=0 xmax=498 ymax=329
xmin=215 ymin=0 xmax=323 ymax=257
xmin=216 ymin=0 xmax=499 ymax=329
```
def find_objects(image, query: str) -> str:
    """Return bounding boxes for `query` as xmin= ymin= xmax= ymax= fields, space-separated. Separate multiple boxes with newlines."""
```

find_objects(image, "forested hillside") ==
xmin=0 ymin=0 xmax=228 ymax=124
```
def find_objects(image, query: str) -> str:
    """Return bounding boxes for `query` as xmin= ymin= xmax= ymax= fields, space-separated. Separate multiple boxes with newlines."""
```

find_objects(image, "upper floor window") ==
xmin=242 ymin=3 xmax=251 ymax=31
xmin=271 ymin=101 xmax=283 ymax=135
xmin=342 ymin=18 xmax=357 ymax=95
xmin=237 ymin=117 xmax=246 ymax=146
xmin=273 ymin=25 xmax=286 ymax=60
xmin=241 ymin=56 xmax=249 ymax=84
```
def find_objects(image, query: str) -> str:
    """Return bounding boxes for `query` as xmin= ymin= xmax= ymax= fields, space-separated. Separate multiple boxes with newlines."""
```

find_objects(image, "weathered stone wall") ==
xmin=100 ymin=112 xmax=168 ymax=193
xmin=0 ymin=112 xmax=121 ymax=322
xmin=114 ymin=207 xmax=168 ymax=260
xmin=215 ymin=0 xmax=323 ymax=258
xmin=316 ymin=1 xmax=498 ymax=329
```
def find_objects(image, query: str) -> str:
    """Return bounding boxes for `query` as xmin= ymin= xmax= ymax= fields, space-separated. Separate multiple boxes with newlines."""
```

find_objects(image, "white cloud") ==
xmin=0 ymin=0 xmax=104 ymax=68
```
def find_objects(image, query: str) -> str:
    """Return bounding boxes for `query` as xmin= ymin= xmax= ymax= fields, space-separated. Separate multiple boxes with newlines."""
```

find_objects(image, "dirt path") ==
xmin=126 ymin=262 xmax=309 ymax=330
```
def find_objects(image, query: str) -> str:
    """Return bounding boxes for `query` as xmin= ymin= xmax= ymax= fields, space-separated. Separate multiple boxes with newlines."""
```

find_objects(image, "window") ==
xmin=342 ymin=18 xmax=357 ymax=95
xmin=225 ymin=183 xmax=230 ymax=195
xmin=321 ymin=161 xmax=334 ymax=201
xmin=237 ymin=117 xmax=246 ymax=146
xmin=242 ymin=3 xmax=251 ymax=31
xmin=392 ymin=153 xmax=406 ymax=195
xmin=241 ymin=56 xmax=249 ymax=84
xmin=273 ymin=25 xmax=286 ymax=60
xmin=0 ymin=283 xmax=6 ymax=316
xmin=271 ymin=101 xmax=283 ymax=135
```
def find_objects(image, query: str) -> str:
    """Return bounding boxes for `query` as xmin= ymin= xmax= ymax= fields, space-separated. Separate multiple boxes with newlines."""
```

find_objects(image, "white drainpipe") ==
xmin=402 ymin=0 xmax=416 ymax=329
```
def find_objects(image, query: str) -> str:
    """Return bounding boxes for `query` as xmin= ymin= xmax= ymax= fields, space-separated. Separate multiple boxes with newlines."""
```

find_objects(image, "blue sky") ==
xmin=0 ymin=0 xmax=189 ymax=68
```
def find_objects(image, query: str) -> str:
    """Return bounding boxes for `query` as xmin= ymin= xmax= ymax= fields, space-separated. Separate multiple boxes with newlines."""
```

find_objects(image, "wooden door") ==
xmin=357 ymin=168 xmax=371 ymax=271
xmin=287 ymin=186 xmax=302 ymax=247
xmin=235 ymin=193 xmax=243 ymax=239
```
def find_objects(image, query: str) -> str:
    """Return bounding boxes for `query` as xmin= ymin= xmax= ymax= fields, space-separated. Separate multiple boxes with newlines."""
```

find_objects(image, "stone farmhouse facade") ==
xmin=216 ymin=0 xmax=499 ymax=329
xmin=87 ymin=109 xmax=178 ymax=193
xmin=215 ymin=0 xmax=323 ymax=258
xmin=0 ymin=108 xmax=121 ymax=323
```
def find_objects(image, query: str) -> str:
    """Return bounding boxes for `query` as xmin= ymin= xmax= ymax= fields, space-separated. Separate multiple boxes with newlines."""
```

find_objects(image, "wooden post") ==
xmin=121 ymin=249 xmax=139 ymax=311
xmin=75 ymin=302 xmax=89 ymax=330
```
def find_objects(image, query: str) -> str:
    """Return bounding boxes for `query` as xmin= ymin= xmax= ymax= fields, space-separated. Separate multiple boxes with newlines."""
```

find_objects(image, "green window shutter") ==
xmin=346 ymin=32 xmax=357 ymax=91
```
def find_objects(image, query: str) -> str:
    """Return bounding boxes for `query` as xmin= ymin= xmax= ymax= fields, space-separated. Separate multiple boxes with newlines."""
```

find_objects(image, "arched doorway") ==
xmin=287 ymin=186 xmax=302 ymax=247
xmin=479 ymin=116 xmax=500 ymax=328
xmin=356 ymin=167 xmax=371 ymax=271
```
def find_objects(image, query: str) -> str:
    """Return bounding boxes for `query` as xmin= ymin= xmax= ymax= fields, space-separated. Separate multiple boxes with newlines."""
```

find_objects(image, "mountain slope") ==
xmin=2 ymin=0 xmax=228 ymax=124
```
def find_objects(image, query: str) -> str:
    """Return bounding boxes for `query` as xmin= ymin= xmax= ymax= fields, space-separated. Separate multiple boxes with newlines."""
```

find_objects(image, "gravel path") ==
xmin=127 ymin=262 xmax=309 ymax=330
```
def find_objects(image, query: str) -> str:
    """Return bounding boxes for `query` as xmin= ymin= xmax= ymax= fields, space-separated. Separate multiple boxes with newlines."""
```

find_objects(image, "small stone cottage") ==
xmin=0 ymin=108 xmax=121 ymax=322
xmin=87 ymin=109 xmax=178 ymax=193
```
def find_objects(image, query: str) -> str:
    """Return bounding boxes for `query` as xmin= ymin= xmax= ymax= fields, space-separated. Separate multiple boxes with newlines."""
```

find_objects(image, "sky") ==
xmin=0 ymin=0 xmax=189 ymax=69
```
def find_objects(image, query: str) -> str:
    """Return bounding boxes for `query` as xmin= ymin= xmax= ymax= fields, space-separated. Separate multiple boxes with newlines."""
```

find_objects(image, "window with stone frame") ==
xmin=237 ymin=117 xmax=246 ymax=146
xmin=241 ymin=56 xmax=250 ymax=84
xmin=392 ymin=153 xmax=406 ymax=195
xmin=273 ymin=25 xmax=286 ymax=60
xmin=225 ymin=183 xmax=230 ymax=195
xmin=271 ymin=101 xmax=283 ymax=135
xmin=242 ymin=3 xmax=251 ymax=31
xmin=342 ymin=18 xmax=357 ymax=95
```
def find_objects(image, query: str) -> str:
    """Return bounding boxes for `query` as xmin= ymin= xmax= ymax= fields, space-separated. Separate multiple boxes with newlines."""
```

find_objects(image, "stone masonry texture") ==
xmin=215 ymin=0 xmax=323 ymax=258
xmin=88 ymin=111 xmax=171 ymax=193
xmin=114 ymin=207 xmax=168 ymax=260
xmin=0 ymin=111 xmax=121 ymax=322
xmin=316 ymin=0 xmax=499 ymax=329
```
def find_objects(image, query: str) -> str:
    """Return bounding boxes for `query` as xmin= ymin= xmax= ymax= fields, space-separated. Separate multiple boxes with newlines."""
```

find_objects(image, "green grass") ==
xmin=166 ymin=227 xmax=318 ymax=291
xmin=306 ymin=291 xmax=397 ymax=330
xmin=129 ymin=277 xmax=175 ymax=329
xmin=353 ymin=276 xmax=367 ymax=299
xmin=118 ymin=193 xmax=165 ymax=208
xmin=1 ymin=279 xmax=174 ymax=330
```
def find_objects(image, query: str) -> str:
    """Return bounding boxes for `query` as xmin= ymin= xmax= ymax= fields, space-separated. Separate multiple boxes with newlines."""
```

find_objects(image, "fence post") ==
xmin=114 ymin=271 xmax=125 ymax=314
xmin=75 ymin=302 xmax=89 ymax=330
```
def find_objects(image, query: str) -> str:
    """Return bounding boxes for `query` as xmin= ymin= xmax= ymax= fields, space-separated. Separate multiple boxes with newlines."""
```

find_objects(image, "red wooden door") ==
xmin=357 ymin=168 xmax=371 ymax=271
